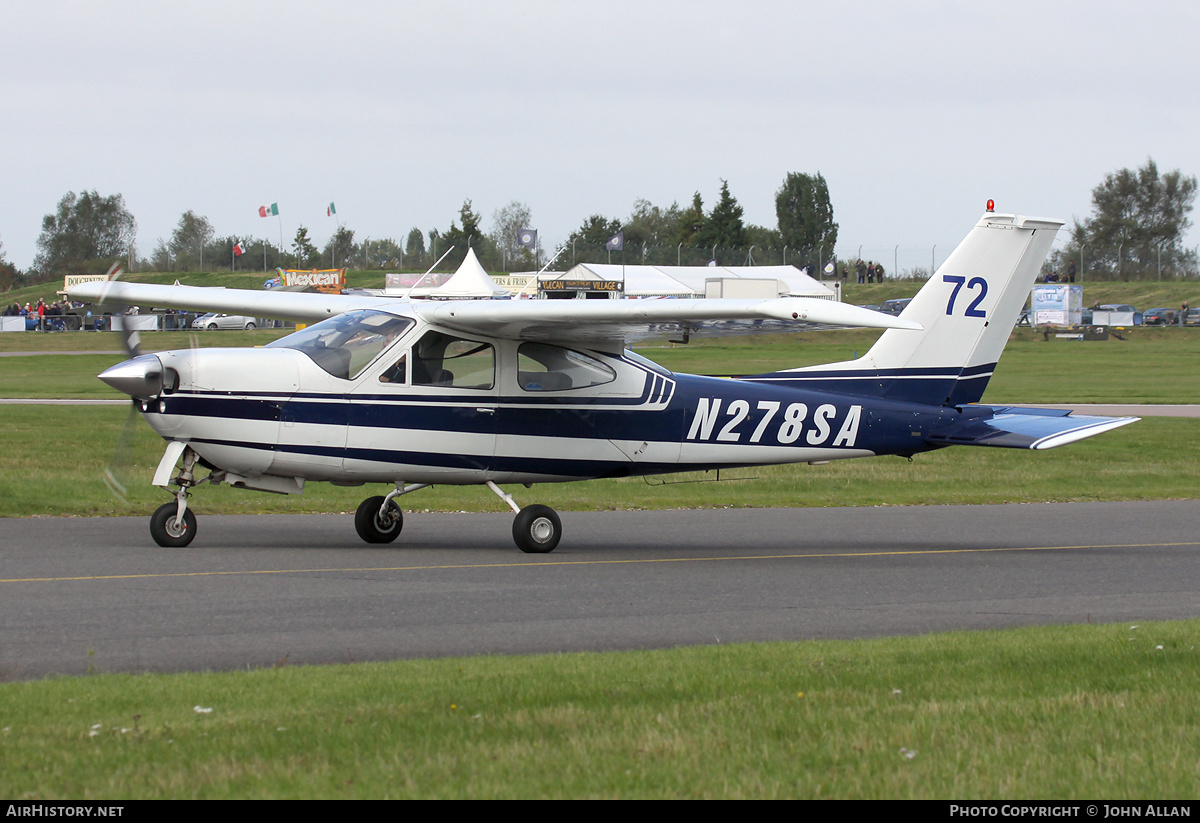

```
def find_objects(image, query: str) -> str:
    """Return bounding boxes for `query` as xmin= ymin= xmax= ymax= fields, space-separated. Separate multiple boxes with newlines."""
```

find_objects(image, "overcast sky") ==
xmin=3 ymin=1 xmax=1197 ymax=273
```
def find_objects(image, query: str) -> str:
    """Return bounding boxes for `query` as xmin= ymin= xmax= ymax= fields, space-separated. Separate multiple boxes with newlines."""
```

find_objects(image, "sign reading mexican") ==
xmin=281 ymin=268 xmax=346 ymax=293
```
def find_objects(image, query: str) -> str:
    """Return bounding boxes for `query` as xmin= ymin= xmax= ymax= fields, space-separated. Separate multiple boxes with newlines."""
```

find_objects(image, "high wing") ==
xmin=413 ymin=296 xmax=920 ymax=344
xmin=67 ymin=281 xmax=384 ymax=324
xmin=67 ymin=280 xmax=920 ymax=344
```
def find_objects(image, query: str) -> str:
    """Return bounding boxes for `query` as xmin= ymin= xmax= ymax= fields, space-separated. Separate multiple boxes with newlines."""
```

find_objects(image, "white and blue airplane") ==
xmin=70 ymin=209 xmax=1137 ymax=552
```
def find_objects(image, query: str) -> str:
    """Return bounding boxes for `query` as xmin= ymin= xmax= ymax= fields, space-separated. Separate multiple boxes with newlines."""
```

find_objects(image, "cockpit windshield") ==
xmin=265 ymin=310 xmax=414 ymax=380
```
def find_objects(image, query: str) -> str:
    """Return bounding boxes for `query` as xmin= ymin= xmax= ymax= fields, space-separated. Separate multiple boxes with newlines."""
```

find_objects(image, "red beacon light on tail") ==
xmin=986 ymin=199 xmax=995 ymax=212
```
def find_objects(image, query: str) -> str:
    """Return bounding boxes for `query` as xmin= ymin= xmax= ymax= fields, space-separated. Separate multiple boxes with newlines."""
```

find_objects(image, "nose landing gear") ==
xmin=150 ymin=446 xmax=199 ymax=548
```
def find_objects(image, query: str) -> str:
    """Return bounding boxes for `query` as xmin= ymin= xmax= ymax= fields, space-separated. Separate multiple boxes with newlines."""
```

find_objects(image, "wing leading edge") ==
xmin=67 ymin=281 xmax=384 ymax=323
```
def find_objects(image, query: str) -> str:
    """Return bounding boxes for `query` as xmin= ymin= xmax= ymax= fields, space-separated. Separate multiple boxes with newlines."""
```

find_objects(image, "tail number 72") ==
xmin=943 ymin=275 xmax=987 ymax=317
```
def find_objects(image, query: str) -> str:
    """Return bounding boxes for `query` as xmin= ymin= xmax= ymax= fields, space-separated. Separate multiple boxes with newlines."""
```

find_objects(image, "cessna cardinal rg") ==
xmin=70 ymin=210 xmax=1137 ymax=553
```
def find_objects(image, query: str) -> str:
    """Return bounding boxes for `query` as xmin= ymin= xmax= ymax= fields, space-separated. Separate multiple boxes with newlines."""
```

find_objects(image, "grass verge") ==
xmin=2 ymin=620 xmax=1197 ymax=799
xmin=1 ymin=409 xmax=1195 ymax=517
xmin=4 ymin=325 xmax=1200 ymax=403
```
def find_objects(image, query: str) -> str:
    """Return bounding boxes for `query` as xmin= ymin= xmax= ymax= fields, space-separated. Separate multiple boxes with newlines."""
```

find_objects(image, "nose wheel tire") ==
xmin=355 ymin=495 xmax=403 ymax=544
xmin=150 ymin=503 xmax=197 ymax=548
xmin=513 ymin=505 xmax=561 ymax=553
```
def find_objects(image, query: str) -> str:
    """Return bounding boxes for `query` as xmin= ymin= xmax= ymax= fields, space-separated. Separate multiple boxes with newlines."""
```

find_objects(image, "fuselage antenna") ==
xmin=514 ymin=245 xmax=565 ymax=298
xmin=404 ymin=246 xmax=456 ymax=299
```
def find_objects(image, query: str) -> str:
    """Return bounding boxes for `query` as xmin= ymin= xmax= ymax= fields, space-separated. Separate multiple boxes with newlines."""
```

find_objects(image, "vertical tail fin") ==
xmin=752 ymin=212 xmax=1063 ymax=406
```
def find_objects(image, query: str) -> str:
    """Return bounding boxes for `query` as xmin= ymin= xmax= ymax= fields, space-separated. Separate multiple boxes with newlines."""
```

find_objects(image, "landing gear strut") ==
xmin=150 ymin=446 xmax=199 ymax=548
xmin=487 ymin=481 xmax=562 ymax=553
xmin=350 ymin=481 xmax=563 ymax=553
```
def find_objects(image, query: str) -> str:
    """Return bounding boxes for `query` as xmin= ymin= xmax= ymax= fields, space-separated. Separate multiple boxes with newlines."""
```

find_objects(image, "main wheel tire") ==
xmin=150 ymin=503 xmax=197 ymax=548
xmin=244 ymin=322 xmax=256 ymax=330
xmin=206 ymin=323 xmax=218 ymax=330
xmin=355 ymin=495 xmax=403 ymax=544
xmin=513 ymin=505 xmax=561 ymax=553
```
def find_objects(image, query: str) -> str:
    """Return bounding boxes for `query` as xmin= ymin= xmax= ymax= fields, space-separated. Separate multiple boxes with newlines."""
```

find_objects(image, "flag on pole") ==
xmin=258 ymin=203 xmax=279 ymax=218
xmin=233 ymin=240 xmax=246 ymax=257
xmin=605 ymin=231 xmax=624 ymax=252
xmin=518 ymin=229 xmax=537 ymax=250
xmin=824 ymin=261 xmax=835 ymax=274
xmin=327 ymin=202 xmax=336 ymax=217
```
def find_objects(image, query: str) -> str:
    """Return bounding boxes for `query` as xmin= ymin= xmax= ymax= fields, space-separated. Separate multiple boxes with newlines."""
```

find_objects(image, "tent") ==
xmin=544 ymin=263 xmax=836 ymax=299
xmin=396 ymin=248 xmax=511 ymax=299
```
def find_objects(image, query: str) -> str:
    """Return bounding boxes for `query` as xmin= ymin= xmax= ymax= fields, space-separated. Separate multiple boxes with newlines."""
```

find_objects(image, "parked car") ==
xmin=192 ymin=313 xmax=258 ymax=330
xmin=1141 ymin=308 xmax=1176 ymax=326
xmin=1185 ymin=308 xmax=1200 ymax=326
xmin=879 ymin=298 xmax=913 ymax=316
xmin=1093 ymin=304 xmax=1142 ymax=325
xmin=857 ymin=304 xmax=883 ymax=313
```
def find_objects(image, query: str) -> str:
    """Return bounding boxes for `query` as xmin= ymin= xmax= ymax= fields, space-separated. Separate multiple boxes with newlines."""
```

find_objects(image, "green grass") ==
xmin=2 ymin=321 xmax=1197 ymax=517
xmin=3 ymin=620 xmax=1198 ymax=798
xmin=0 ymin=407 xmax=1194 ymax=517
xmin=4 ymin=324 xmax=1200 ymax=402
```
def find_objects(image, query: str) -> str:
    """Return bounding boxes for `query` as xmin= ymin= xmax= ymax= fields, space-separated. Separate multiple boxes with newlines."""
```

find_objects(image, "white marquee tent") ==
xmin=543 ymin=263 xmax=837 ymax=299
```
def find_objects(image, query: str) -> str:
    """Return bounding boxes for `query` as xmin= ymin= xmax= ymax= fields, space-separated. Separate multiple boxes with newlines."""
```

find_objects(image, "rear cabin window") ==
xmin=517 ymin=343 xmax=616 ymax=392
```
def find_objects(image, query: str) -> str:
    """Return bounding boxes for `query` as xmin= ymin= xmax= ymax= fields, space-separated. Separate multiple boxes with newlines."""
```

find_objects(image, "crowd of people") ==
xmin=836 ymin=260 xmax=886 ymax=283
xmin=2 ymin=297 xmax=92 ymax=330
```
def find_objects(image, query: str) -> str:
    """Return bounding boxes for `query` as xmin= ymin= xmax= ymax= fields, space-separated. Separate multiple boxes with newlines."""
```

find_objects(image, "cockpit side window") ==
xmin=517 ymin=343 xmax=617 ymax=392
xmin=379 ymin=354 xmax=407 ymax=385
xmin=265 ymin=311 xmax=414 ymax=380
xmin=412 ymin=331 xmax=494 ymax=389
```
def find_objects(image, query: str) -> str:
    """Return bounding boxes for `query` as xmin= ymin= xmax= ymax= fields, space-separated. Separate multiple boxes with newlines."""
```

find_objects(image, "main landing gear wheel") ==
xmin=150 ymin=503 xmax=197 ymax=548
xmin=355 ymin=495 xmax=403 ymax=544
xmin=513 ymin=505 xmax=561 ymax=554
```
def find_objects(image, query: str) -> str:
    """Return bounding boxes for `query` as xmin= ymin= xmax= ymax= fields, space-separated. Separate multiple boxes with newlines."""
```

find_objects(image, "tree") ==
xmin=744 ymin=224 xmax=784 ymax=263
xmin=168 ymin=210 xmax=215 ymax=271
xmin=404 ymin=227 xmax=426 ymax=262
xmin=626 ymin=199 xmax=681 ymax=247
xmin=0 ymin=236 xmax=20 ymax=291
xmin=490 ymin=201 xmax=535 ymax=269
xmin=435 ymin=200 xmax=495 ymax=268
xmin=775 ymin=172 xmax=838 ymax=271
xmin=323 ymin=226 xmax=355 ymax=268
xmin=357 ymin=237 xmax=404 ymax=269
xmin=34 ymin=190 xmax=137 ymax=276
xmin=292 ymin=226 xmax=318 ymax=267
xmin=1056 ymin=159 xmax=1198 ymax=279
xmin=695 ymin=180 xmax=747 ymax=254
xmin=675 ymin=192 xmax=706 ymax=247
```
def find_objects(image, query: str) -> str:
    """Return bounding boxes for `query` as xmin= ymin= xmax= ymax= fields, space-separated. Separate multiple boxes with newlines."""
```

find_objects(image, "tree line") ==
xmin=3 ymin=161 xmax=1196 ymax=291
xmin=0 ymin=173 xmax=837 ymax=288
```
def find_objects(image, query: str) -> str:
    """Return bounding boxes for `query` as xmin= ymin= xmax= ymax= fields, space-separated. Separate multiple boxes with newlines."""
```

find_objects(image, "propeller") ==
xmin=96 ymin=262 xmax=149 ymax=502
xmin=95 ymin=262 xmax=141 ymax=359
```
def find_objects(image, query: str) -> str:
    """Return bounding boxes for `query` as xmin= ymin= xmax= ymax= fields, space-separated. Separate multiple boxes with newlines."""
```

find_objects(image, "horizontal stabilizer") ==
xmin=926 ymin=405 xmax=1139 ymax=450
